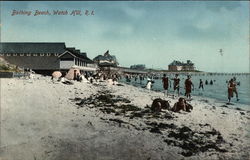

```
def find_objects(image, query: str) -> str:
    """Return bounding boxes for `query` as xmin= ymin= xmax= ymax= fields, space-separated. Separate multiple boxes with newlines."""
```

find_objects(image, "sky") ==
xmin=1 ymin=1 xmax=249 ymax=73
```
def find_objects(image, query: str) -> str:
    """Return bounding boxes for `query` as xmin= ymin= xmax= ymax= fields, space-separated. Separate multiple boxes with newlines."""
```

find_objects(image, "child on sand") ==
xmin=185 ymin=75 xmax=194 ymax=100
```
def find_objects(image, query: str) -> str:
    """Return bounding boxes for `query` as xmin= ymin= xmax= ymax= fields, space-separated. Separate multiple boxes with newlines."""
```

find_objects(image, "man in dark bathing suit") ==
xmin=232 ymin=77 xmax=239 ymax=101
xmin=227 ymin=79 xmax=234 ymax=103
xmin=185 ymin=75 xmax=194 ymax=100
xmin=162 ymin=74 xmax=169 ymax=96
xmin=228 ymin=77 xmax=240 ymax=102
xmin=172 ymin=74 xmax=180 ymax=98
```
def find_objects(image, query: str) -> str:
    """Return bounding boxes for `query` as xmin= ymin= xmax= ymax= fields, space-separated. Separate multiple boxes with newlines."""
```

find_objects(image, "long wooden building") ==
xmin=0 ymin=42 xmax=97 ymax=75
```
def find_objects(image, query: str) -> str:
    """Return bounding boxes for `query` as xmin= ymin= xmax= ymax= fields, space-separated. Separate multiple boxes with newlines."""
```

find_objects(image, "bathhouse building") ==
xmin=0 ymin=42 xmax=97 ymax=74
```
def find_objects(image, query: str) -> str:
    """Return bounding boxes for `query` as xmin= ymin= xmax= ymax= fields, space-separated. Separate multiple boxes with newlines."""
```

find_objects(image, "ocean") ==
xmin=120 ymin=74 xmax=250 ymax=108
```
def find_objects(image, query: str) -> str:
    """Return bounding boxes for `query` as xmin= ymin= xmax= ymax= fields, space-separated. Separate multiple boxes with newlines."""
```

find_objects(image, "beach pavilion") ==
xmin=0 ymin=42 xmax=97 ymax=75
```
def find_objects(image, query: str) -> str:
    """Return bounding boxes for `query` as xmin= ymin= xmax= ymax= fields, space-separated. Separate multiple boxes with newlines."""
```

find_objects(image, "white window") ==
xmin=46 ymin=53 xmax=51 ymax=56
xmin=6 ymin=53 xmax=10 ymax=56
xmin=33 ymin=53 xmax=38 ymax=56
xmin=40 ymin=53 xmax=44 ymax=56
xmin=0 ymin=53 xmax=4 ymax=56
xmin=20 ymin=53 xmax=24 ymax=56
xmin=27 ymin=53 xmax=31 ymax=56
xmin=13 ymin=53 xmax=17 ymax=56
xmin=55 ymin=53 xmax=59 ymax=56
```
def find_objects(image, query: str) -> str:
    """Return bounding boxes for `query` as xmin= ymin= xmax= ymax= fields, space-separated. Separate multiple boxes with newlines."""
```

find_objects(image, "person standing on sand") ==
xmin=162 ymin=74 xmax=169 ymax=96
xmin=185 ymin=75 xmax=194 ymax=100
xmin=172 ymin=74 xmax=180 ymax=97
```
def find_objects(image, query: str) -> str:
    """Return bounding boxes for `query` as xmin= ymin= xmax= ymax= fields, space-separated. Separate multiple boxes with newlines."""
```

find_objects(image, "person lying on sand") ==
xmin=172 ymin=97 xmax=193 ymax=112
xmin=151 ymin=98 xmax=171 ymax=112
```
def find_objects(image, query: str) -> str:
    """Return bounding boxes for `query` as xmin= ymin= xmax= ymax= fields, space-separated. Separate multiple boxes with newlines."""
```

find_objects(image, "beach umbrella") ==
xmin=52 ymin=71 xmax=62 ymax=78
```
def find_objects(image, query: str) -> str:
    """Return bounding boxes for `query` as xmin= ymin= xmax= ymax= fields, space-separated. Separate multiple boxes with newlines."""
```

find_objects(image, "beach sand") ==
xmin=0 ymin=75 xmax=249 ymax=160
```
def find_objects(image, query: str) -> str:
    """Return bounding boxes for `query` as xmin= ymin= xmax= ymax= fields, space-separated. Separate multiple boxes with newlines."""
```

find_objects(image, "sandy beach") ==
xmin=0 ymin=75 xmax=249 ymax=160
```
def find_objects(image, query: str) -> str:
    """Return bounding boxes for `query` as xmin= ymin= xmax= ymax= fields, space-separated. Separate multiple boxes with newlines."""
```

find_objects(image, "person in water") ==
xmin=205 ymin=80 xmax=208 ymax=85
xmin=126 ymin=75 xmax=131 ymax=82
xmin=134 ymin=75 xmax=138 ymax=82
xmin=199 ymin=79 xmax=204 ymax=90
xmin=146 ymin=78 xmax=153 ymax=90
xmin=172 ymin=74 xmax=180 ymax=97
xmin=139 ymin=75 xmax=143 ymax=84
xmin=162 ymin=74 xmax=169 ymax=96
xmin=228 ymin=79 xmax=234 ymax=103
xmin=232 ymin=77 xmax=239 ymax=101
xmin=185 ymin=75 xmax=194 ymax=100
xmin=210 ymin=80 xmax=213 ymax=85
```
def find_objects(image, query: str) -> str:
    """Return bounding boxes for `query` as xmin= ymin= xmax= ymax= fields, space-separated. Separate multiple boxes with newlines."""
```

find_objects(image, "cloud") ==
xmin=122 ymin=5 xmax=146 ymax=19
xmin=203 ymin=1 xmax=242 ymax=12
xmin=177 ymin=23 xmax=231 ymax=41
xmin=175 ymin=3 xmax=248 ymax=42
